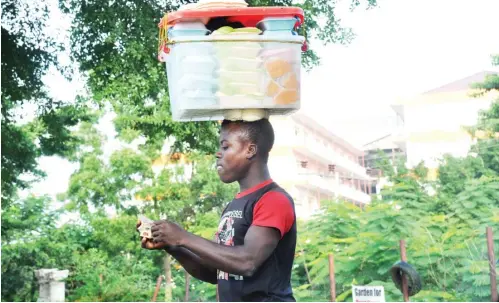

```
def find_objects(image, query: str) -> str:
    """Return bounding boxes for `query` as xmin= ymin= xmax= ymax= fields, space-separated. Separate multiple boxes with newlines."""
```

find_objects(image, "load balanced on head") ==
xmin=157 ymin=0 xmax=307 ymax=122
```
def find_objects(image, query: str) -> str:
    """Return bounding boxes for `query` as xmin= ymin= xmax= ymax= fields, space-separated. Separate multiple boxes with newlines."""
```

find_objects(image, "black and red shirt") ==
xmin=215 ymin=179 xmax=297 ymax=302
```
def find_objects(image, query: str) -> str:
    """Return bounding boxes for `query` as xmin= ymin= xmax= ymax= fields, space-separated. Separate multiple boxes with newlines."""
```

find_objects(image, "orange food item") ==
xmin=266 ymin=80 xmax=280 ymax=97
xmin=265 ymin=59 xmax=292 ymax=79
xmin=282 ymin=73 xmax=298 ymax=90
xmin=274 ymin=89 xmax=299 ymax=105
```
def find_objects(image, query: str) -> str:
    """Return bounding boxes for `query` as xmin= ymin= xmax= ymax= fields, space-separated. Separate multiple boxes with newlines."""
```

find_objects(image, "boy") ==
xmin=139 ymin=118 xmax=297 ymax=302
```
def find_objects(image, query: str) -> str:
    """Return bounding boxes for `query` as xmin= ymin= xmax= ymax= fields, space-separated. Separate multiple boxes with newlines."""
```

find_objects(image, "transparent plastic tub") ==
xmin=165 ymin=34 xmax=304 ymax=121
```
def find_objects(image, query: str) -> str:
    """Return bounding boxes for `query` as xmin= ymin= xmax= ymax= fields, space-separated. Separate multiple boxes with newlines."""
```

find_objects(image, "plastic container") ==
xmin=159 ymin=7 xmax=305 ymax=121
xmin=256 ymin=17 xmax=299 ymax=31
xmin=168 ymin=28 xmax=211 ymax=38
xmin=172 ymin=21 xmax=207 ymax=30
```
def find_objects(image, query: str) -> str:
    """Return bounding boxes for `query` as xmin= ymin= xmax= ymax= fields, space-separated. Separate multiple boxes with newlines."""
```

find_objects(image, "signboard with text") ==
xmin=352 ymin=285 xmax=385 ymax=302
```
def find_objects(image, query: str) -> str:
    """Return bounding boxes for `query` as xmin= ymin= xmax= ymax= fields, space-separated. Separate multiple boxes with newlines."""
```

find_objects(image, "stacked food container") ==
xmin=158 ymin=3 xmax=306 ymax=121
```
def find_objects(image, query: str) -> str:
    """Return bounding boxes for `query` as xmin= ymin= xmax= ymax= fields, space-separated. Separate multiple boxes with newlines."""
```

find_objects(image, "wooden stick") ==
xmin=152 ymin=275 xmax=163 ymax=302
xmin=400 ymin=240 xmax=409 ymax=302
xmin=486 ymin=227 xmax=498 ymax=302
xmin=184 ymin=270 xmax=191 ymax=302
xmin=165 ymin=254 xmax=172 ymax=302
xmin=299 ymin=245 xmax=313 ymax=287
xmin=328 ymin=254 xmax=336 ymax=302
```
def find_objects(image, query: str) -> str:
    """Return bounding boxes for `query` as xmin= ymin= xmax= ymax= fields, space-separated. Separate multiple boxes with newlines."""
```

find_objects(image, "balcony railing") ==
xmin=338 ymin=184 xmax=371 ymax=204
xmin=296 ymin=170 xmax=337 ymax=195
xmin=294 ymin=134 xmax=369 ymax=179
xmin=296 ymin=169 xmax=371 ymax=204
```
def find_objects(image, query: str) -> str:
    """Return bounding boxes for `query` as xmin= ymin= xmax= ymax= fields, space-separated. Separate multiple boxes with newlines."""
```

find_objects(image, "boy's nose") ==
xmin=215 ymin=151 xmax=222 ymax=159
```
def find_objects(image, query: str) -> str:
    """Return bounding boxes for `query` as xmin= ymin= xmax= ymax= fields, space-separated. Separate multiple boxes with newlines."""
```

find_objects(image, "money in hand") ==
xmin=138 ymin=215 xmax=154 ymax=239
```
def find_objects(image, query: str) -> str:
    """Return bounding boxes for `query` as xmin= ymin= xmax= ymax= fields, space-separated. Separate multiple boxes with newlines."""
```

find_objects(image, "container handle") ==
xmin=297 ymin=15 xmax=308 ymax=52
xmin=158 ymin=13 xmax=171 ymax=62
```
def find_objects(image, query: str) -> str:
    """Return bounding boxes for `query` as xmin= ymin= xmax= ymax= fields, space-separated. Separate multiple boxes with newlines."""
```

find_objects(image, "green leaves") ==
xmin=295 ymin=114 xmax=498 ymax=302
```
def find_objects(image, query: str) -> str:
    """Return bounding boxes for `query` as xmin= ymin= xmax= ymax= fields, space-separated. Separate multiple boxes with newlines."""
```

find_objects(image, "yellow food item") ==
xmin=265 ymin=59 xmax=292 ymax=79
xmin=266 ymin=80 xmax=280 ymax=97
xmin=282 ymin=73 xmax=299 ymax=90
xmin=224 ymin=109 xmax=269 ymax=121
xmin=274 ymin=89 xmax=299 ymax=105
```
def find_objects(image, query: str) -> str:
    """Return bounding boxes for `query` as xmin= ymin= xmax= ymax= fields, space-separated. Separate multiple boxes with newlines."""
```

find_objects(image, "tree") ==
xmin=55 ymin=119 xmax=238 ymax=301
xmin=1 ymin=0 xmax=94 ymax=207
xmin=468 ymin=54 xmax=499 ymax=174
xmin=292 ymin=62 xmax=499 ymax=302
xmin=57 ymin=0 xmax=377 ymax=157
xmin=1 ymin=195 xmax=79 ymax=302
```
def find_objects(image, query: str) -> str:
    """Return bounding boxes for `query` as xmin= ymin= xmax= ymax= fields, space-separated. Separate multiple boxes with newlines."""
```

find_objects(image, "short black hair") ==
xmin=221 ymin=119 xmax=275 ymax=162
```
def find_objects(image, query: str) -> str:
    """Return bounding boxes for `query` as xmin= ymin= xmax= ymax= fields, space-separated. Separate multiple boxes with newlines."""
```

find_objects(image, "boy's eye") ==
xmin=222 ymin=146 xmax=229 ymax=150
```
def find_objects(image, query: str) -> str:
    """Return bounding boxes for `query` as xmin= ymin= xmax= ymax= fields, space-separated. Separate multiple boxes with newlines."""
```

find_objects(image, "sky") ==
xmin=299 ymin=0 xmax=499 ymax=144
xmin=25 ymin=0 xmax=499 ymax=200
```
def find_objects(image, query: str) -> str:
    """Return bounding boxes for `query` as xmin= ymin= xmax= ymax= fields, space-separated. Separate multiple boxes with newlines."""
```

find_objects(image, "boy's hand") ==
xmin=137 ymin=220 xmax=168 ymax=250
xmin=152 ymin=220 xmax=188 ymax=247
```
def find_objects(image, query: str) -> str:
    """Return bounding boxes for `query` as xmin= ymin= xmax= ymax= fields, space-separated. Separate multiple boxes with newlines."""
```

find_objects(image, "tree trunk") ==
xmin=164 ymin=253 xmax=172 ymax=302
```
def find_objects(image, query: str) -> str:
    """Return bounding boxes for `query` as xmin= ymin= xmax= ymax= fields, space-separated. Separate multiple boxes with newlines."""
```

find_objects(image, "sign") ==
xmin=352 ymin=285 xmax=385 ymax=302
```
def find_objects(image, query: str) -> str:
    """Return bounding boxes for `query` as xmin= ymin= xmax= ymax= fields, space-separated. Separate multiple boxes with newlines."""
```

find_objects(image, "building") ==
xmin=363 ymin=134 xmax=407 ymax=170
xmin=362 ymin=134 xmax=407 ymax=194
xmin=390 ymin=71 xmax=498 ymax=178
xmin=268 ymin=113 xmax=373 ymax=219
xmin=145 ymin=113 xmax=374 ymax=219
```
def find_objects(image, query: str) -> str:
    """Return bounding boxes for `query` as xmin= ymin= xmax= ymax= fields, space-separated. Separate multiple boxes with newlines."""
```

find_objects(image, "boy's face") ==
xmin=216 ymin=124 xmax=256 ymax=183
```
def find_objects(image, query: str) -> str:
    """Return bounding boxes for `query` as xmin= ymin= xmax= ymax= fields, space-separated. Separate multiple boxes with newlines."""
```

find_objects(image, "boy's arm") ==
xmin=165 ymin=246 xmax=217 ymax=284
xmin=179 ymin=225 xmax=280 ymax=277
xmin=138 ymin=221 xmax=217 ymax=283
xmin=151 ymin=191 xmax=294 ymax=277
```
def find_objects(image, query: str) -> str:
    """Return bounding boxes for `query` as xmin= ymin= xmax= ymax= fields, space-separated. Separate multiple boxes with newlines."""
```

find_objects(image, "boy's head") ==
xmin=216 ymin=119 xmax=275 ymax=183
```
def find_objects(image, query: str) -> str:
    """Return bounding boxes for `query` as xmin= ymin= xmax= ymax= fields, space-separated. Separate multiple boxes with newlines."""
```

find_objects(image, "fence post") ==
xmin=399 ymin=240 xmax=409 ymax=302
xmin=152 ymin=275 xmax=163 ymax=302
xmin=486 ymin=227 xmax=498 ymax=302
xmin=328 ymin=254 xmax=336 ymax=302
xmin=185 ymin=270 xmax=191 ymax=302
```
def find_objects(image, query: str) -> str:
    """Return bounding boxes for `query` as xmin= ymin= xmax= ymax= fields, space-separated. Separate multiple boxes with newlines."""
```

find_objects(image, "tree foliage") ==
xmin=4 ymin=1 xmax=499 ymax=302
xmin=1 ymin=0 xmax=94 ymax=207
xmin=292 ymin=57 xmax=499 ymax=302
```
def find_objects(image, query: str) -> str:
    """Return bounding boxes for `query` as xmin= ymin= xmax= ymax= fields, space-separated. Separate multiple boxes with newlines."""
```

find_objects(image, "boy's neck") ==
xmin=238 ymin=163 xmax=271 ymax=192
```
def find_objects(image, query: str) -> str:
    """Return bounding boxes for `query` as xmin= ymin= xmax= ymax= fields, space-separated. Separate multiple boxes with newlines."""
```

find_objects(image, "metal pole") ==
xmin=486 ymin=227 xmax=498 ymax=302
xmin=399 ymin=240 xmax=409 ymax=302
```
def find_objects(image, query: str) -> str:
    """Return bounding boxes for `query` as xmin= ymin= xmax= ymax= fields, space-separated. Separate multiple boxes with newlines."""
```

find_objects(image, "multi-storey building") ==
xmin=390 ymin=71 xmax=498 ymax=179
xmin=362 ymin=133 xmax=407 ymax=195
xmin=268 ymin=113 xmax=373 ymax=219
xmin=147 ymin=113 xmax=373 ymax=219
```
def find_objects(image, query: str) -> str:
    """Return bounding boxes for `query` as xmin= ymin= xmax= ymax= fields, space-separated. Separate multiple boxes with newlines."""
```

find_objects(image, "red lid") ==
xmin=163 ymin=7 xmax=304 ymax=28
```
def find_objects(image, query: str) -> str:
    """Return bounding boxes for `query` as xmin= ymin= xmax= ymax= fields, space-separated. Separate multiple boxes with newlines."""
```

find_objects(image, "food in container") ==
xmin=220 ymin=70 xmax=261 ymax=86
xmin=159 ymin=6 xmax=305 ymax=121
xmin=178 ymin=75 xmax=219 ymax=93
xmin=222 ymin=57 xmax=262 ymax=70
xmin=274 ymin=89 xmax=299 ymax=105
xmin=224 ymin=108 xmax=269 ymax=121
xmin=181 ymin=55 xmax=219 ymax=75
xmin=264 ymin=58 xmax=293 ymax=79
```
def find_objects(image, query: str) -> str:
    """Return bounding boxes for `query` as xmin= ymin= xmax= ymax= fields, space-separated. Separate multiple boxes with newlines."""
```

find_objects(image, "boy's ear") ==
xmin=247 ymin=143 xmax=257 ymax=160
